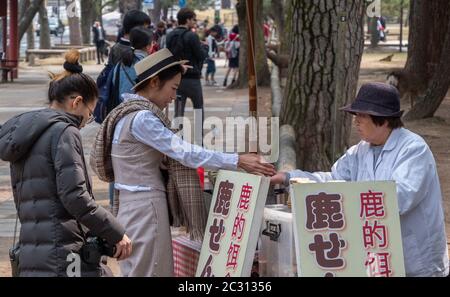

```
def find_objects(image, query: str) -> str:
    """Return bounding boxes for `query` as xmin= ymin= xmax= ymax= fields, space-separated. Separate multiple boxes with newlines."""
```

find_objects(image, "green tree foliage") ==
xmin=381 ymin=0 xmax=410 ymax=22
xmin=161 ymin=0 xmax=215 ymax=10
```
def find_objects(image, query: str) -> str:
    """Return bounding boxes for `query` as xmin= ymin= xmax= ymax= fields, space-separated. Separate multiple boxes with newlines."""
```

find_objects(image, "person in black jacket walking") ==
xmin=166 ymin=8 xmax=208 ymax=122
xmin=92 ymin=21 xmax=107 ymax=64
xmin=0 ymin=50 xmax=132 ymax=277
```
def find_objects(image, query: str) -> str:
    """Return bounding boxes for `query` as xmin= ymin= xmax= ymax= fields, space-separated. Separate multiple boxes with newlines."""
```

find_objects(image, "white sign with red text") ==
xmin=290 ymin=180 xmax=405 ymax=277
xmin=196 ymin=170 xmax=270 ymax=277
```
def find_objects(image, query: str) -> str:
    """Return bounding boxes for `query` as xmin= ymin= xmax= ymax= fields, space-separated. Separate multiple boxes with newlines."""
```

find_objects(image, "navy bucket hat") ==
xmin=341 ymin=82 xmax=404 ymax=117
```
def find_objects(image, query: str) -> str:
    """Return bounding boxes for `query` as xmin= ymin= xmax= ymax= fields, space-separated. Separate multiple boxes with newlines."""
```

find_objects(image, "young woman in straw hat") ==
xmin=92 ymin=48 xmax=275 ymax=277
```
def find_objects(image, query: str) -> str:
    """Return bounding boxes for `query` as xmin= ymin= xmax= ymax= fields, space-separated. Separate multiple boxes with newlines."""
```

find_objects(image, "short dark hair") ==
xmin=122 ymin=28 xmax=153 ymax=67
xmin=123 ymin=10 xmax=151 ymax=34
xmin=370 ymin=115 xmax=404 ymax=129
xmin=177 ymin=8 xmax=196 ymax=25
xmin=134 ymin=64 xmax=184 ymax=93
xmin=157 ymin=21 xmax=166 ymax=29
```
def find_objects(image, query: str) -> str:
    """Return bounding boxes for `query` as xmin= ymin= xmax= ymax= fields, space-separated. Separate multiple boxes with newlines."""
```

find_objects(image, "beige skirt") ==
xmin=116 ymin=190 xmax=174 ymax=277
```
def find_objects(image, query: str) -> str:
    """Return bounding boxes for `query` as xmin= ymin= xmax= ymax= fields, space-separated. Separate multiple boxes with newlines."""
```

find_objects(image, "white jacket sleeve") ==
xmin=287 ymin=144 xmax=360 ymax=184
xmin=391 ymin=142 xmax=435 ymax=215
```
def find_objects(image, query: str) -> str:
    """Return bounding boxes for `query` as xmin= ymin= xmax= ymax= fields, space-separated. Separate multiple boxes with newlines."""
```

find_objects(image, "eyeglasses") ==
xmin=69 ymin=95 xmax=95 ymax=125
xmin=83 ymin=101 xmax=95 ymax=125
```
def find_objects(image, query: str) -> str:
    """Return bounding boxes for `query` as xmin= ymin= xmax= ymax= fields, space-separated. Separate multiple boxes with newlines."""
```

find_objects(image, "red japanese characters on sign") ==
xmin=231 ymin=213 xmax=246 ymax=241
xmin=305 ymin=192 xmax=347 ymax=276
xmin=237 ymin=183 xmax=253 ymax=211
xmin=225 ymin=183 xmax=254 ymax=274
xmin=360 ymin=190 xmax=391 ymax=277
xmin=202 ymin=180 xmax=256 ymax=276
xmin=360 ymin=190 xmax=385 ymax=219
xmin=197 ymin=171 xmax=271 ymax=277
xmin=365 ymin=252 xmax=392 ymax=277
xmin=226 ymin=242 xmax=241 ymax=270
xmin=363 ymin=220 xmax=388 ymax=249
xmin=291 ymin=181 xmax=404 ymax=277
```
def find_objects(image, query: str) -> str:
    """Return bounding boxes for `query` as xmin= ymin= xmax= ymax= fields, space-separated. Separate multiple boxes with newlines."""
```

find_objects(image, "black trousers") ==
xmin=175 ymin=78 xmax=204 ymax=119
xmin=174 ymin=78 xmax=204 ymax=144
xmin=96 ymin=40 xmax=105 ymax=63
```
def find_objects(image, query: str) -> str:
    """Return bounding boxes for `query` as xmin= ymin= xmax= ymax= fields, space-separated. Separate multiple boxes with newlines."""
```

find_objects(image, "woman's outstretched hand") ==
xmin=238 ymin=154 xmax=276 ymax=177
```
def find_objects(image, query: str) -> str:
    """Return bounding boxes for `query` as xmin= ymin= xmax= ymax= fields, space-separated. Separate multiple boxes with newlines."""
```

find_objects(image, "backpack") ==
xmin=167 ymin=28 xmax=190 ymax=60
xmin=380 ymin=17 xmax=387 ymax=30
xmin=225 ymin=38 xmax=239 ymax=59
xmin=94 ymin=62 xmax=121 ymax=124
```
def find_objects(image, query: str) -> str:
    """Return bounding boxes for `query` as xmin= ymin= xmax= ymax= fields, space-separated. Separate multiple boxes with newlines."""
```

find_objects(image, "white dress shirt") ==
xmin=113 ymin=94 xmax=238 ymax=192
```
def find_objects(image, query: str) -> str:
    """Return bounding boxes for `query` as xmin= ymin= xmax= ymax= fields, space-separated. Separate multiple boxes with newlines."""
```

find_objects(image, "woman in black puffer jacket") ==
xmin=0 ymin=50 xmax=132 ymax=277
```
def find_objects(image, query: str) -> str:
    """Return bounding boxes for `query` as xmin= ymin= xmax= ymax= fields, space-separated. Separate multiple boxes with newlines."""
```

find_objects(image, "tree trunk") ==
xmin=270 ymin=0 xmax=289 ymax=55
xmin=403 ymin=0 xmax=450 ymax=119
xmin=65 ymin=0 xmax=82 ymax=45
xmin=162 ymin=4 xmax=169 ymax=21
xmin=19 ymin=0 xmax=34 ymax=49
xmin=27 ymin=23 xmax=35 ymax=50
xmin=366 ymin=16 xmax=371 ymax=34
xmin=404 ymin=9 xmax=450 ymax=120
xmin=369 ymin=17 xmax=379 ymax=48
xmin=222 ymin=0 xmax=232 ymax=9
xmin=403 ymin=0 xmax=431 ymax=90
xmin=92 ymin=1 xmax=102 ymax=27
xmin=39 ymin=1 xmax=51 ymax=49
xmin=280 ymin=0 xmax=365 ymax=171
xmin=149 ymin=0 xmax=162 ymax=25
xmin=18 ymin=0 xmax=44 ymax=42
xmin=234 ymin=0 xmax=270 ymax=89
xmin=80 ymin=0 xmax=94 ymax=45
xmin=119 ymin=0 xmax=142 ymax=14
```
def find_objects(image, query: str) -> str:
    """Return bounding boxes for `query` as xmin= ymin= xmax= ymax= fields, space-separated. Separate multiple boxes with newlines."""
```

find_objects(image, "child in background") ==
xmin=205 ymin=27 xmax=219 ymax=86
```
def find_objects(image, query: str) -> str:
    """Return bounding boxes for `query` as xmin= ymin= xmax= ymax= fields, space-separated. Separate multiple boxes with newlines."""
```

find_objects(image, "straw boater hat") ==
xmin=132 ymin=48 xmax=188 ymax=90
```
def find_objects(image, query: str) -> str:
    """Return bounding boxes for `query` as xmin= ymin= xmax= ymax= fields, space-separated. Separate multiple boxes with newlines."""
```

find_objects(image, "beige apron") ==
xmin=111 ymin=111 xmax=174 ymax=277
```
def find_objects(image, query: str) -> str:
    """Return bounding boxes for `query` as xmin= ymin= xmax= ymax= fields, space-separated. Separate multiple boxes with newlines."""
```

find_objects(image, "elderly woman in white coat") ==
xmin=271 ymin=82 xmax=449 ymax=277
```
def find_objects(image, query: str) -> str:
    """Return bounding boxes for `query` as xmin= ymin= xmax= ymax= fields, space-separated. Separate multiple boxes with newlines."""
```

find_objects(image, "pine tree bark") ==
xmin=19 ymin=0 xmax=34 ymax=49
xmin=38 ymin=1 xmax=51 ymax=49
xmin=234 ymin=0 xmax=270 ymax=89
xmin=403 ymin=0 xmax=450 ymax=120
xmin=369 ymin=17 xmax=379 ymax=48
xmin=150 ymin=0 xmax=162 ymax=25
xmin=65 ymin=0 xmax=82 ymax=45
xmin=27 ymin=24 xmax=35 ymax=50
xmin=280 ymin=0 xmax=365 ymax=171
xmin=404 ymin=9 xmax=450 ymax=120
xmin=119 ymin=0 xmax=142 ymax=14
xmin=270 ymin=0 xmax=289 ymax=55
xmin=80 ymin=0 xmax=95 ymax=45
xmin=18 ymin=0 xmax=44 ymax=42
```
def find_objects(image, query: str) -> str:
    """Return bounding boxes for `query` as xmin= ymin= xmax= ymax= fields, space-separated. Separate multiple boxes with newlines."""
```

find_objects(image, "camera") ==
xmin=81 ymin=237 xmax=116 ymax=265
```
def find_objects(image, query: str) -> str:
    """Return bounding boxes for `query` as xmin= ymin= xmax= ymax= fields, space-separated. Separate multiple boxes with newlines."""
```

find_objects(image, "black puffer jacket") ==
xmin=0 ymin=109 xmax=125 ymax=277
